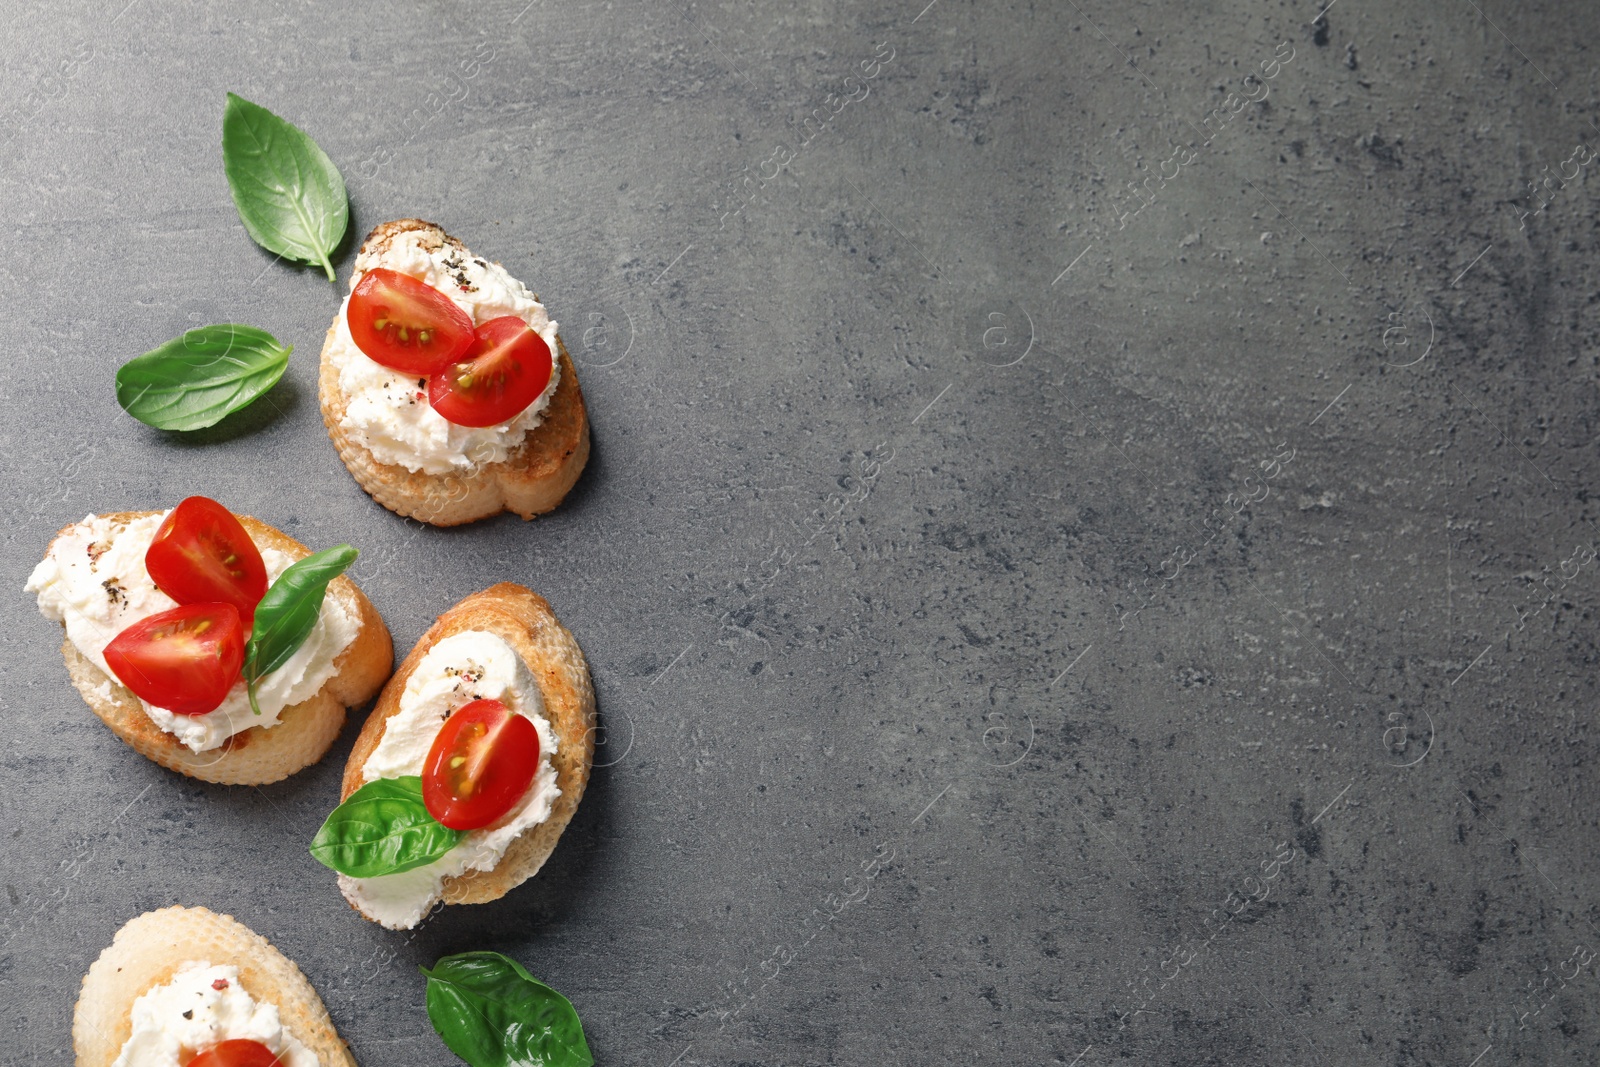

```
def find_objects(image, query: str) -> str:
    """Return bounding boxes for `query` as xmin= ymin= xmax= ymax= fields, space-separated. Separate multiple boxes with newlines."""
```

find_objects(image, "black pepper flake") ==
xmin=102 ymin=578 xmax=125 ymax=606
xmin=440 ymin=255 xmax=476 ymax=292
xmin=182 ymin=1010 xmax=193 ymax=1020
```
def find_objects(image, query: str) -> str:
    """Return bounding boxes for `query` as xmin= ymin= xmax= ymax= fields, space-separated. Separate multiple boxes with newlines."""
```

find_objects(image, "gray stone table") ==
xmin=2 ymin=1 xmax=1598 ymax=1064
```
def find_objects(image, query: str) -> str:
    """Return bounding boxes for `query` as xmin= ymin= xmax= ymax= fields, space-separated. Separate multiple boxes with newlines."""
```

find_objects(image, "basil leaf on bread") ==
xmin=310 ymin=776 xmax=464 ymax=877
xmin=245 ymin=543 xmax=357 ymax=714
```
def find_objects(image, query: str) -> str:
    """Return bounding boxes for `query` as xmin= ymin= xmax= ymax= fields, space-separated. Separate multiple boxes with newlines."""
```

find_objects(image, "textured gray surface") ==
xmin=2 ymin=0 xmax=1599 ymax=1063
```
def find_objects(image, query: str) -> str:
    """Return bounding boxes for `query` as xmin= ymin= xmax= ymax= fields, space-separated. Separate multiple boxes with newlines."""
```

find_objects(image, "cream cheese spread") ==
xmin=339 ymin=630 xmax=559 ymax=929
xmin=110 ymin=962 xmax=318 ymax=1067
xmin=329 ymin=228 xmax=561 ymax=475
xmin=25 ymin=512 xmax=358 ymax=753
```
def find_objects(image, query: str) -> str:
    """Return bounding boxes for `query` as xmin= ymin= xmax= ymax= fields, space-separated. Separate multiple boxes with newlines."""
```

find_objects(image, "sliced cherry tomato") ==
xmin=103 ymin=603 xmax=245 ymax=716
xmin=427 ymin=316 xmax=553 ymax=428
xmin=348 ymin=267 xmax=476 ymax=374
xmin=145 ymin=496 xmax=268 ymax=625
xmin=422 ymin=698 xmax=540 ymax=830
xmin=185 ymin=1039 xmax=284 ymax=1067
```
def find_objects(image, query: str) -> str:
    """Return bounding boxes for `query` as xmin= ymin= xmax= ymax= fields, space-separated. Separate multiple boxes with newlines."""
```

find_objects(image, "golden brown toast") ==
xmin=340 ymin=583 xmax=595 ymax=917
xmin=319 ymin=219 xmax=590 ymax=526
xmin=46 ymin=511 xmax=392 ymax=786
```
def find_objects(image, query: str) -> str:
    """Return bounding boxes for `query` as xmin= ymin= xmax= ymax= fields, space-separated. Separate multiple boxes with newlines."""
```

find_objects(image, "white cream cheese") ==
xmin=329 ymin=228 xmax=561 ymax=475
xmin=25 ymin=512 xmax=359 ymax=753
xmin=110 ymin=962 xmax=318 ymax=1067
xmin=339 ymin=630 xmax=560 ymax=929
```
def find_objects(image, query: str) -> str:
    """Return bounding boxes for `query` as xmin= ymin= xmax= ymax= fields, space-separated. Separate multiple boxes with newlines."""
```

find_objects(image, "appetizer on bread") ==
xmin=312 ymin=583 xmax=594 ymax=929
xmin=319 ymin=219 xmax=590 ymax=526
xmin=26 ymin=498 xmax=391 ymax=785
xmin=75 ymin=905 xmax=356 ymax=1067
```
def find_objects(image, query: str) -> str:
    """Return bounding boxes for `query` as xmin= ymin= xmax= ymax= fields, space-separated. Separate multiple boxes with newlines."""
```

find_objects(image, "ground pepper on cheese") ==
xmin=26 ymin=512 xmax=358 ymax=752
xmin=338 ymin=630 xmax=560 ymax=929
xmin=109 ymin=962 xmax=318 ymax=1067
xmin=329 ymin=229 xmax=561 ymax=475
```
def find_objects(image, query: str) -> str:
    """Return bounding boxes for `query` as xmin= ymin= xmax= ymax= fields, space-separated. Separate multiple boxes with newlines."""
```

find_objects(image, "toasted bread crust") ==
xmin=319 ymin=218 xmax=591 ymax=527
xmin=342 ymin=583 xmax=595 ymax=916
xmin=45 ymin=511 xmax=393 ymax=786
xmin=74 ymin=906 xmax=357 ymax=1067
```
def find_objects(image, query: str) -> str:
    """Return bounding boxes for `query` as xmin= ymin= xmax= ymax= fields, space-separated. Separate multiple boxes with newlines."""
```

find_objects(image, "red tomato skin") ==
xmin=348 ymin=268 xmax=476 ymax=375
xmin=427 ymin=316 xmax=553 ymax=428
xmin=103 ymin=604 xmax=245 ymax=716
xmin=422 ymin=698 xmax=541 ymax=831
xmin=184 ymin=1039 xmax=284 ymax=1067
xmin=145 ymin=497 xmax=268 ymax=624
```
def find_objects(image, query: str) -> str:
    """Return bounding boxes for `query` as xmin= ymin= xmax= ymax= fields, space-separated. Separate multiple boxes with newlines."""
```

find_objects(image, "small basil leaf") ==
xmin=115 ymin=324 xmax=291 ymax=431
xmin=245 ymin=543 xmax=357 ymax=695
xmin=310 ymin=776 xmax=464 ymax=878
xmin=422 ymin=951 xmax=594 ymax=1067
xmin=222 ymin=91 xmax=348 ymax=281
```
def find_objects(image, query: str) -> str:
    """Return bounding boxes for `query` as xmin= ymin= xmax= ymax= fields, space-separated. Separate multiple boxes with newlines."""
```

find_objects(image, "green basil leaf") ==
xmin=115 ymin=324 xmax=291 ymax=431
xmin=246 ymin=543 xmax=357 ymax=694
xmin=310 ymin=776 xmax=464 ymax=878
xmin=222 ymin=91 xmax=348 ymax=281
xmin=422 ymin=951 xmax=594 ymax=1067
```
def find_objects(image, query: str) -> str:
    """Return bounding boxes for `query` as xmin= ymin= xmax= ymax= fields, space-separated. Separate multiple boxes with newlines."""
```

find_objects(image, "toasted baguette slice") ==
xmin=342 ymin=583 xmax=595 ymax=917
xmin=319 ymin=219 xmax=591 ymax=527
xmin=47 ymin=512 xmax=392 ymax=786
xmin=74 ymin=906 xmax=356 ymax=1067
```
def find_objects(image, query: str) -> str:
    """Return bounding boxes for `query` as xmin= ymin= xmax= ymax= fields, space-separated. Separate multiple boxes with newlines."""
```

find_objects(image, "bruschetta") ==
xmin=25 ymin=499 xmax=391 ymax=785
xmin=319 ymin=219 xmax=590 ymax=526
xmin=314 ymin=583 xmax=594 ymax=929
xmin=75 ymin=905 xmax=356 ymax=1067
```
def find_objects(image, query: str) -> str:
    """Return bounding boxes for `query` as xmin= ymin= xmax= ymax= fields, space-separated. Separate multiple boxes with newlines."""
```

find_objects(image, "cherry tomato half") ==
xmin=422 ymin=698 xmax=540 ymax=830
xmin=145 ymin=497 xmax=268 ymax=625
xmin=427 ymin=316 xmax=553 ymax=428
xmin=185 ymin=1039 xmax=284 ymax=1067
xmin=348 ymin=268 xmax=476 ymax=375
xmin=103 ymin=603 xmax=245 ymax=716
